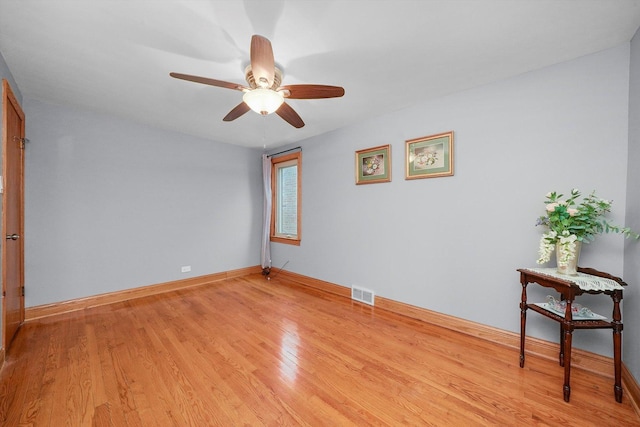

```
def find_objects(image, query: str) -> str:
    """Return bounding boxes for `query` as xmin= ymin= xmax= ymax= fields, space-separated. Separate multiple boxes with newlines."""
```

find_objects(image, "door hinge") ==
xmin=22 ymin=286 xmax=25 ymax=297
xmin=13 ymin=136 xmax=29 ymax=149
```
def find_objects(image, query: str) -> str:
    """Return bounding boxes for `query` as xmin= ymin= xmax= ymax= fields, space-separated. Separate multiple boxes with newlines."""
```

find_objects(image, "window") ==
xmin=271 ymin=151 xmax=301 ymax=245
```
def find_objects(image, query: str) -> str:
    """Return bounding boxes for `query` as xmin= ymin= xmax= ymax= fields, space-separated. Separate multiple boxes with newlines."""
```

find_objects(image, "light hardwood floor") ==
xmin=1 ymin=274 xmax=638 ymax=426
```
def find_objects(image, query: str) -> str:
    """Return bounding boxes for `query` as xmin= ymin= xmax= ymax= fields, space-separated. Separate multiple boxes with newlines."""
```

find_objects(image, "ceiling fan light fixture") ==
xmin=243 ymin=88 xmax=284 ymax=115
xmin=171 ymin=35 xmax=343 ymax=127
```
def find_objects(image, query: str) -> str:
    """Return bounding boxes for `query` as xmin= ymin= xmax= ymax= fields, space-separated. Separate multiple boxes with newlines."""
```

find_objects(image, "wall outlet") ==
xmin=181 ymin=266 xmax=191 ymax=273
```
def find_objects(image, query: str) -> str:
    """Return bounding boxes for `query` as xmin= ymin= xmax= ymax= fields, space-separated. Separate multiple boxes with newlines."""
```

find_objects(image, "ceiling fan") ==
xmin=170 ymin=35 xmax=345 ymax=128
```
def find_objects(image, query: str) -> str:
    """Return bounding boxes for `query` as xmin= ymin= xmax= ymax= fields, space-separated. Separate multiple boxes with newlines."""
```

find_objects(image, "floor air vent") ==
xmin=351 ymin=285 xmax=375 ymax=306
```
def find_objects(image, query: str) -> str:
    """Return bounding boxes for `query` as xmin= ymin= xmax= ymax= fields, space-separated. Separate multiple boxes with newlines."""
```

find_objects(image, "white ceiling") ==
xmin=1 ymin=0 xmax=640 ymax=149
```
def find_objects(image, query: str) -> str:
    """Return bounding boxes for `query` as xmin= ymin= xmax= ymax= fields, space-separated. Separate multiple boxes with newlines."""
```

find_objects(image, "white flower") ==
xmin=536 ymin=230 xmax=558 ymax=264
xmin=537 ymin=231 xmax=579 ymax=266
xmin=556 ymin=232 xmax=578 ymax=266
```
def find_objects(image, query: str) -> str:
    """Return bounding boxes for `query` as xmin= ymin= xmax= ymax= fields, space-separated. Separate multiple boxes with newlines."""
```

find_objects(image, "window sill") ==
xmin=271 ymin=236 xmax=301 ymax=246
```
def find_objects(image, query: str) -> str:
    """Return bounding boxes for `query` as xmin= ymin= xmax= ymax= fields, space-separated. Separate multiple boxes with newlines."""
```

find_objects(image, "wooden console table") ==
xmin=518 ymin=267 xmax=626 ymax=402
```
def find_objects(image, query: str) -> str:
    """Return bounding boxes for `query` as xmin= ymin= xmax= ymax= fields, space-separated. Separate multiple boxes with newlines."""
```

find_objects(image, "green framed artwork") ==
xmin=405 ymin=131 xmax=454 ymax=179
xmin=355 ymin=144 xmax=391 ymax=184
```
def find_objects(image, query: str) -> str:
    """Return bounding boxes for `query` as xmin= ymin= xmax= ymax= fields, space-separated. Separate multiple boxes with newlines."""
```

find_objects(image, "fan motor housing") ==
xmin=245 ymin=65 xmax=282 ymax=90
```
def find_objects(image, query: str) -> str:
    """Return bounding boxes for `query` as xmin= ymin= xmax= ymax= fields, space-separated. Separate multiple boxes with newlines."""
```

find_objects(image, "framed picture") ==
xmin=355 ymin=144 xmax=391 ymax=184
xmin=405 ymin=131 xmax=454 ymax=179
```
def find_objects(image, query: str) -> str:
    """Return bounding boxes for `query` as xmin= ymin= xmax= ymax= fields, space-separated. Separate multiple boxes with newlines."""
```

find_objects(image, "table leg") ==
xmin=563 ymin=325 xmax=573 ymax=402
xmin=559 ymin=322 xmax=565 ymax=367
xmin=613 ymin=329 xmax=622 ymax=403
xmin=612 ymin=290 xmax=623 ymax=403
xmin=559 ymin=294 xmax=565 ymax=367
xmin=562 ymin=297 xmax=574 ymax=403
xmin=519 ymin=282 xmax=528 ymax=368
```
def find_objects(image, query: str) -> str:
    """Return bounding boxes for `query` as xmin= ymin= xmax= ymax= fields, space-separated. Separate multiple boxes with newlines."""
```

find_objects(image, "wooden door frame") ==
xmin=1 ymin=78 xmax=26 ymax=356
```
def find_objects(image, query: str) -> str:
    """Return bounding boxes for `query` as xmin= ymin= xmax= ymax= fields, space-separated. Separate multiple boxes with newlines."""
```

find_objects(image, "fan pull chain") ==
xmin=262 ymin=114 xmax=267 ymax=149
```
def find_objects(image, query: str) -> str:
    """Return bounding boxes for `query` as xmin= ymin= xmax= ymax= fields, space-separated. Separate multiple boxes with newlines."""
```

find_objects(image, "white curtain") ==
xmin=261 ymin=154 xmax=272 ymax=272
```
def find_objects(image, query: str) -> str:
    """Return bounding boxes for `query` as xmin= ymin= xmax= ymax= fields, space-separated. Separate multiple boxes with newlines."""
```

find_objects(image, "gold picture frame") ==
xmin=405 ymin=131 xmax=454 ymax=179
xmin=355 ymin=144 xmax=391 ymax=185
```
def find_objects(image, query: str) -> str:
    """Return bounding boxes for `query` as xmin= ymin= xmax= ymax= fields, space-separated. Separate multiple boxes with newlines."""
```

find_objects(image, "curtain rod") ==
xmin=266 ymin=146 xmax=301 ymax=158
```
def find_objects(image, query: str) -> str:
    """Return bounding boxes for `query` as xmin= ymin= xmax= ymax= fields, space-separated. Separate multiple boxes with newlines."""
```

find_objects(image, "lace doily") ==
xmin=522 ymin=268 xmax=624 ymax=291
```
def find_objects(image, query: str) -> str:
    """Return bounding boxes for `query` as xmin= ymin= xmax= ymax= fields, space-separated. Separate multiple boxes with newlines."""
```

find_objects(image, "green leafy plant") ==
xmin=536 ymin=189 xmax=639 ymax=266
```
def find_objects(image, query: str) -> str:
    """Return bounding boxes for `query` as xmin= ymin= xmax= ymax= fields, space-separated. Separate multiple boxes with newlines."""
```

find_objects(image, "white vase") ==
xmin=556 ymin=241 xmax=581 ymax=276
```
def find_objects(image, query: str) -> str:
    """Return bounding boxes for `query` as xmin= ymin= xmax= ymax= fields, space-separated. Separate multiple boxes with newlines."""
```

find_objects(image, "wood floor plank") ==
xmin=1 ymin=273 xmax=639 ymax=426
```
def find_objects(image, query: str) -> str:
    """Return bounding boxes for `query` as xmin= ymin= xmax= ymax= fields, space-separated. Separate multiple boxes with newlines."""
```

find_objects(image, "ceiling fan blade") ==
xmin=276 ymin=102 xmax=305 ymax=128
xmin=170 ymin=72 xmax=247 ymax=91
xmin=223 ymin=102 xmax=251 ymax=122
xmin=278 ymin=84 xmax=345 ymax=99
xmin=250 ymin=35 xmax=275 ymax=88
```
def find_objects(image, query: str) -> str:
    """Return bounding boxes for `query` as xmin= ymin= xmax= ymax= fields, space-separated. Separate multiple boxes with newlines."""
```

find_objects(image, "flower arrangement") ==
xmin=536 ymin=189 xmax=639 ymax=266
xmin=362 ymin=155 xmax=383 ymax=176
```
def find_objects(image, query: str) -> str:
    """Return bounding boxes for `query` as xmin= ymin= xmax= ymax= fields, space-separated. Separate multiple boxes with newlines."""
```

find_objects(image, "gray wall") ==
xmin=272 ymin=44 xmax=633 ymax=360
xmin=625 ymin=28 xmax=640 ymax=386
xmin=0 ymin=50 xmax=22 ymax=345
xmin=24 ymin=99 xmax=263 ymax=306
xmin=0 ymin=51 xmax=21 ymax=105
